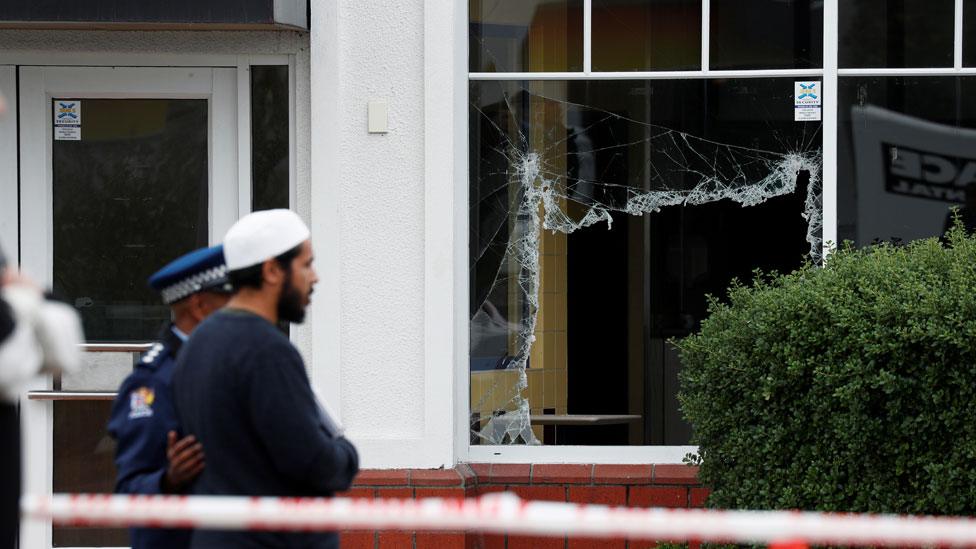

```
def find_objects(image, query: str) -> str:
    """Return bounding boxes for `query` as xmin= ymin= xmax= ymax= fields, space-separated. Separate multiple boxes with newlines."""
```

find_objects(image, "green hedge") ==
xmin=677 ymin=226 xmax=976 ymax=514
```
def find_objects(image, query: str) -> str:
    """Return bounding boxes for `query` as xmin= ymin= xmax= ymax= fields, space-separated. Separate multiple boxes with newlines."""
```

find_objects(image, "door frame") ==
xmin=17 ymin=65 xmax=239 ymax=549
xmin=0 ymin=67 xmax=17 ymax=273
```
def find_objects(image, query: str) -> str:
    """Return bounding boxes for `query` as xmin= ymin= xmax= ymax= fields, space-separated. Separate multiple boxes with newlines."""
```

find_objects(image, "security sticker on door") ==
xmin=53 ymin=100 xmax=81 ymax=140
xmin=794 ymin=81 xmax=821 ymax=122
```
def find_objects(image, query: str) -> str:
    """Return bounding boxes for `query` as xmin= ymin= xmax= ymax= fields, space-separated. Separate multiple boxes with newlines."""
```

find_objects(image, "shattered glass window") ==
xmin=470 ymin=0 xmax=584 ymax=72
xmin=469 ymin=79 xmax=822 ymax=445
xmin=838 ymin=77 xmax=976 ymax=247
xmin=840 ymin=0 xmax=954 ymax=68
xmin=591 ymin=0 xmax=701 ymax=71
xmin=710 ymin=0 xmax=823 ymax=70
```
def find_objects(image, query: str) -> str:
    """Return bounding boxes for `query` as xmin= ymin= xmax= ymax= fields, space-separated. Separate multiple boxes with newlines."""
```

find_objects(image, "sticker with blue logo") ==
xmin=794 ymin=82 xmax=821 ymax=122
xmin=53 ymin=100 xmax=81 ymax=141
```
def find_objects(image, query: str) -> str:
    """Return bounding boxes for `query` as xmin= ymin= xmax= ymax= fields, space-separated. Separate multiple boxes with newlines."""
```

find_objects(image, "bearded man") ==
xmin=173 ymin=209 xmax=358 ymax=549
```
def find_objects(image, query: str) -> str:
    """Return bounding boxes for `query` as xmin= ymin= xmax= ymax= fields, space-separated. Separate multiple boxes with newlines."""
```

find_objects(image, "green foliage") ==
xmin=677 ymin=224 xmax=976 ymax=514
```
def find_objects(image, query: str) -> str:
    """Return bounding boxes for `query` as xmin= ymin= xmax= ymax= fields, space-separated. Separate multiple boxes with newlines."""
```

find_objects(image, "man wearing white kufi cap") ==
xmin=173 ymin=209 xmax=359 ymax=549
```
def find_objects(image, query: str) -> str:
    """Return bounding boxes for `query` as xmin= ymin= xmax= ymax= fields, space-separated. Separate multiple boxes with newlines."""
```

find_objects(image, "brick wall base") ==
xmin=337 ymin=463 xmax=707 ymax=549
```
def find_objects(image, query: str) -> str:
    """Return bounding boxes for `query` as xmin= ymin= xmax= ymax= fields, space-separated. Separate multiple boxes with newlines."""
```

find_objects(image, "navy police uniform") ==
xmin=107 ymin=326 xmax=188 ymax=548
xmin=107 ymin=245 xmax=231 ymax=549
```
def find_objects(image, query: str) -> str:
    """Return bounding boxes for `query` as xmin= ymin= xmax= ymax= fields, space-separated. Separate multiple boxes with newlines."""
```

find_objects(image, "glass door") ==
xmin=17 ymin=66 xmax=239 ymax=548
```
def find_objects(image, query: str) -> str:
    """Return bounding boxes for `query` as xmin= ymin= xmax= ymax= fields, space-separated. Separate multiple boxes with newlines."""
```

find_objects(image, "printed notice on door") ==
xmin=54 ymin=100 xmax=81 ymax=140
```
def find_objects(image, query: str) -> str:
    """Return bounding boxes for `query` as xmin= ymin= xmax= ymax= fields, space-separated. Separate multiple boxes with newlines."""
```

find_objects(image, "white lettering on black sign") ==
xmin=884 ymin=143 xmax=976 ymax=203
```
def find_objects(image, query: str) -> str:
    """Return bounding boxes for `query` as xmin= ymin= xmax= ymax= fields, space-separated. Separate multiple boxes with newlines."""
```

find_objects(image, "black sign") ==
xmin=883 ymin=143 xmax=976 ymax=204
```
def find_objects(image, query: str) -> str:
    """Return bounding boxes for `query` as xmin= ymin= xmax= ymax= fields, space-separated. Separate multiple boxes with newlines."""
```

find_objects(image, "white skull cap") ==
xmin=223 ymin=209 xmax=310 ymax=271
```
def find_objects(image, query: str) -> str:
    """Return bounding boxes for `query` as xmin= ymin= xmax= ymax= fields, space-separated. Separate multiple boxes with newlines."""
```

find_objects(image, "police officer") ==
xmin=107 ymin=245 xmax=232 ymax=549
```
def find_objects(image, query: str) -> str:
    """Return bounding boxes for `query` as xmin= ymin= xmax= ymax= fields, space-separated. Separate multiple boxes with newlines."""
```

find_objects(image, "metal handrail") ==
xmin=79 ymin=343 xmax=153 ymax=353
xmin=24 ymin=344 xmax=150 ymax=400
xmin=27 ymin=391 xmax=116 ymax=401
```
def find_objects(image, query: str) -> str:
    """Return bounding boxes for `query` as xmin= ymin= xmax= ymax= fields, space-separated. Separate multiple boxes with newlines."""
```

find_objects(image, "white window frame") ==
xmin=8 ymin=54 xmax=296 ymax=549
xmin=463 ymin=0 xmax=972 ymax=463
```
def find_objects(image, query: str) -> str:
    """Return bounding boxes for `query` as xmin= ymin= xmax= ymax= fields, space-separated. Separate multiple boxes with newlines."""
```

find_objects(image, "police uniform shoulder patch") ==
xmin=140 ymin=343 xmax=165 ymax=365
xmin=128 ymin=386 xmax=156 ymax=419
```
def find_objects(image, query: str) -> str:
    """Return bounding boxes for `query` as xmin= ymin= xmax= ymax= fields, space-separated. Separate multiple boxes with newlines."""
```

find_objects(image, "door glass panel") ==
xmin=251 ymin=65 xmax=290 ymax=212
xmin=52 ymin=99 xmax=209 ymax=342
xmin=52 ymin=400 xmax=128 ymax=547
xmin=840 ymin=0 xmax=954 ymax=68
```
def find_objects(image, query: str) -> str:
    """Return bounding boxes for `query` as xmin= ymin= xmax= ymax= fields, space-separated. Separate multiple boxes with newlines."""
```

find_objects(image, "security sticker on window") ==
xmin=794 ymin=81 xmax=821 ymax=122
xmin=53 ymin=100 xmax=81 ymax=140
xmin=54 ymin=100 xmax=81 ymax=126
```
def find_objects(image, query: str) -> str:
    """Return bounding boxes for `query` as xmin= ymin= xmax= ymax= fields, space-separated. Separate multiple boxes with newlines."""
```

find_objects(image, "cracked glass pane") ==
xmin=469 ymin=0 xmax=584 ymax=73
xmin=838 ymin=76 xmax=976 ymax=246
xmin=592 ymin=0 xmax=701 ymax=71
xmin=470 ymin=79 xmax=822 ymax=445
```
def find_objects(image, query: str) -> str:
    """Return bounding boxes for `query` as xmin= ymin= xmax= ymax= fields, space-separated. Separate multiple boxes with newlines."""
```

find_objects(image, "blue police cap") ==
xmin=148 ymin=245 xmax=232 ymax=305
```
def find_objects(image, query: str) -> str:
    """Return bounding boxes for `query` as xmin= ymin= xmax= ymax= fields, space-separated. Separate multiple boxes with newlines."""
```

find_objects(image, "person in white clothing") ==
xmin=0 ymin=245 xmax=84 ymax=549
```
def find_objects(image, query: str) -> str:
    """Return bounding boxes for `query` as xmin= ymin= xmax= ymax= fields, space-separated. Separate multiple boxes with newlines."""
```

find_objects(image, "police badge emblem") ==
xmin=128 ymin=386 xmax=155 ymax=419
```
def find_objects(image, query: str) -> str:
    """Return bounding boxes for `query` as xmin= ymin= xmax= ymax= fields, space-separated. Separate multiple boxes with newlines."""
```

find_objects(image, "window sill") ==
xmin=467 ymin=445 xmax=698 ymax=464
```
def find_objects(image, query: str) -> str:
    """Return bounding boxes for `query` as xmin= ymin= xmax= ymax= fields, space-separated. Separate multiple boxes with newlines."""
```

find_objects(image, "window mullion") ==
xmin=583 ymin=0 xmax=592 ymax=74
xmin=956 ymin=0 xmax=964 ymax=68
xmin=701 ymin=0 xmax=709 ymax=71
xmin=822 ymin=0 xmax=839 ymax=258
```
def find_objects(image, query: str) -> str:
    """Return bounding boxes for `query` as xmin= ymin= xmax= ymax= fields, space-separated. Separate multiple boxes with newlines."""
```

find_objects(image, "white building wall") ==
xmin=0 ymin=13 xmax=465 ymax=470
xmin=310 ymin=0 xmax=465 ymax=468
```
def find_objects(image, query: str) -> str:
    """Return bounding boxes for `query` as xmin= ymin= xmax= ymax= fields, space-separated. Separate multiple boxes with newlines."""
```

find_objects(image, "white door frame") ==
xmin=0 ymin=67 xmax=17 ymax=268
xmin=17 ymin=65 xmax=238 ymax=548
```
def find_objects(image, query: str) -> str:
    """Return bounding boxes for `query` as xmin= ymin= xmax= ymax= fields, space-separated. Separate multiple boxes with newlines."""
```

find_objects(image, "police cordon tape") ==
xmin=21 ymin=493 xmax=976 ymax=547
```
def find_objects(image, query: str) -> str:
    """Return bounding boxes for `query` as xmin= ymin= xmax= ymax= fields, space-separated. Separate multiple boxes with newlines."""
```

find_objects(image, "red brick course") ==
xmin=411 ymin=468 xmax=464 ymax=486
xmin=690 ymin=487 xmax=711 ymax=507
xmin=416 ymin=531 xmax=465 ymax=549
xmin=653 ymin=464 xmax=700 ymax=484
xmin=593 ymin=464 xmax=653 ymax=485
xmin=467 ymin=533 xmax=507 ymax=549
xmin=377 ymin=531 xmax=412 ymax=549
xmin=509 ymin=535 xmax=566 ymax=549
xmin=533 ymin=463 xmax=594 ymax=484
xmin=340 ymin=531 xmax=375 ymax=549
xmin=338 ymin=487 xmax=376 ymax=499
xmin=376 ymin=487 xmax=414 ymax=500
xmin=629 ymin=486 xmax=688 ymax=508
xmin=415 ymin=487 xmax=465 ymax=500
xmin=354 ymin=469 xmax=411 ymax=486
xmin=510 ymin=485 xmax=568 ymax=502
xmin=489 ymin=463 xmax=533 ymax=484
xmin=467 ymin=462 xmax=491 ymax=479
xmin=339 ymin=463 xmax=704 ymax=549
xmin=568 ymin=537 xmax=628 ymax=549
xmin=568 ymin=486 xmax=627 ymax=506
